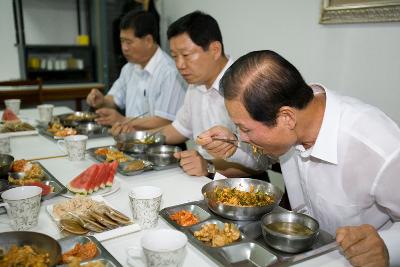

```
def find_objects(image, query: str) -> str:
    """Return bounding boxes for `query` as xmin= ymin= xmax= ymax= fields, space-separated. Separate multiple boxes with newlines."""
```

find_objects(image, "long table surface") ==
xmin=0 ymin=107 xmax=350 ymax=267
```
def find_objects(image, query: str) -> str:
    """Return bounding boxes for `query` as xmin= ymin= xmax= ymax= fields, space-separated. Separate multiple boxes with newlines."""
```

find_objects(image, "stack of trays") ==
xmin=160 ymin=201 xmax=334 ymax=267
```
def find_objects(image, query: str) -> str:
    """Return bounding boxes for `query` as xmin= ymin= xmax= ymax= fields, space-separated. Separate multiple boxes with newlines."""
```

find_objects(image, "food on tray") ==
xmin=54 ymin=128 xmax=77 ymax=137
xmin=94 ymin=148 xmax=129 ymax=163
xmin=47 ymin=122 xmax=64 ymax=133
xmin=53 ymin=196 xmax=104 ymax=219
xmin=47 ymin=122 xmax=77 ymax=137
xmin=123 ymin=160 xmax=146 ymax=172
xmin=212 ymin=185 xmax=275 ymax=207
xmin=194 ymin=223 xmax=240 ymax=247
xmin=1 ymin=108 xmax=20 ymax=122
xmin=8 ymin=159 xmax=45 ymax=184
xmin=170 ymin=210 xmax=199 ymax=226
xmin=54 ymin=196 xmax=132 ymax=234
xmin=60 ymin=218 xmax=89 ymax=235
xmin=61 ymin=241 xmax=97 ymax=264
xmin=266 ymin=222 xmax=314 ymax=236
xmin=24 ymin=181 xmax=53 ymax=196
xmin=0 ymin=245 xmax=50 ymax=267
xmin=0 ymin=121 xmax=35 ymax=133
xmin=67 ymin=161 xmax=118 ymax=195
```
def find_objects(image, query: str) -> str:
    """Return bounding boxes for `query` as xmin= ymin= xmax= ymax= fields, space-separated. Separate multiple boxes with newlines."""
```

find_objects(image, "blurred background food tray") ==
xmin=160 ymin=200 xmax=334 ymax=267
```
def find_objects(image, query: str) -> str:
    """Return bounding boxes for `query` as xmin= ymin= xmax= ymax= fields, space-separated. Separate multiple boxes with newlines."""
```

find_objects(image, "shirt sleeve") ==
xmin=379 ymin=223 xmax=400 ymax=266
xmin=107 ymin=64 xmax=129 ymax=109
xmin=373 ymin=147 xmax=400 ymax=266
xmin=153 ymin=70 xmax=187 ymax=121
xmin=172 ymin=88 xmax=193 ymax=139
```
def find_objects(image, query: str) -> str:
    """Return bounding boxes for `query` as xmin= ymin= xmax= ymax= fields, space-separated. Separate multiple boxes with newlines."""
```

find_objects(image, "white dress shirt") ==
xmin=108 ymin=47 xmax=186 ymax=120
xmin=280 ymin=84 xmax=400 ymax=265
xmin=172 ymin=59 xmax=260 ymax=169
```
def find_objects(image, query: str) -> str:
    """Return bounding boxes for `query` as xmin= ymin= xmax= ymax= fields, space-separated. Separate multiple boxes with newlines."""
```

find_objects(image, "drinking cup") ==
xmin=0 ymin=136 xmax=11 ymax=154
xmin=0 ymin=186 xmax=42 ymax=230
xmin=57 ymin=135 xmax=88 ymax=161
xmin=128 ymin=186 xmax=162 ymax=229
xmin=4 ymin=99 xmax=21 ymax=115
xmin=37 ymin=104 xmax=54 ymax=123
xmin=127 ymin=229 xmax=187 ymax=267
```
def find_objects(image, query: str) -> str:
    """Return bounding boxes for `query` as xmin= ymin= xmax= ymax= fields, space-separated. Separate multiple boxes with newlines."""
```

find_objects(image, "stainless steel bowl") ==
xmin=57 ymin=111 xmax=98 ymax=127
xmin=146 ymin=145 xmax=182 ymax=167
xmin=202 ymin=178 xmax=283 ymax=221
xmin=261 ymin=211 xmax=319 ymax=253
xmin=77 ymin=122 xmax=107 ymax=135
xmin=114 ymin=131 xmax=165 ymax=153
xmin=0 ymin=154 xmax=14 ymax=178
xmin=0 ymin=231 xmax=61 ymax=266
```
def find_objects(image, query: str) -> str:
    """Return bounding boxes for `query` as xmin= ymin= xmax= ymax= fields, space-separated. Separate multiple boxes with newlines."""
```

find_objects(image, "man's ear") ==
xmin=209 ymin=41 xmax=222 ymax=60
xmin=277 ymin=106 xmax=296 ymax=130
xmin=144 ymin=34 xmax=154 ymax=46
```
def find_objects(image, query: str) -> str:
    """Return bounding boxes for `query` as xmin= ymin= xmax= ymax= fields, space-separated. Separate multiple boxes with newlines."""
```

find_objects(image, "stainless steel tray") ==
xmin=57 ymin=235 xmax=122 ymax=267
xmin=38 ymin=125 xmax=109 ymax=140
xmin=88 ymin=146 xmax=180 ymax=175
xmin=7 ymin=162 xmax=67 ymax=201
xmin=160 ymin=200 xmax=334 ymax=267
xmin=87 ymin=146 xmax=153 ymax=176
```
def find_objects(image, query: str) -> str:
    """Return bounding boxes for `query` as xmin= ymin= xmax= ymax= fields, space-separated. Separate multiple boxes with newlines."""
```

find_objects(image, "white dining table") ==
xmin=0 ymin=107 xmax=350 ymax=267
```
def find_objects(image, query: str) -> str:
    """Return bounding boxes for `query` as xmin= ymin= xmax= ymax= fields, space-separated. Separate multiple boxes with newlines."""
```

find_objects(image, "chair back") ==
xmin=0 ymin=78 xmax=43 ymax=108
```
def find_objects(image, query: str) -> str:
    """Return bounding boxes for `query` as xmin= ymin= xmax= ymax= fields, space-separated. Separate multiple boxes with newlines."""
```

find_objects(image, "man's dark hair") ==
xmin=167 ymin=11 xmax=224 ymax=54
xmin=120 ymin=10 xmax=160 ymax=44
xmin=221 ymin=50 xmax=313 ymax=127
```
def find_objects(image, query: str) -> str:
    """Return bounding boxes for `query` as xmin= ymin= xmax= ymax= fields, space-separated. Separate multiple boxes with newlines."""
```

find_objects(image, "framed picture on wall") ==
xmin=320 ymin=0 xmax=400 ymax=24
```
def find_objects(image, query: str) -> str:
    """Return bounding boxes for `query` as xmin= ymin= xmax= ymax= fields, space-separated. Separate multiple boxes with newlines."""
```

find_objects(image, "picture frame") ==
xmin=320 ymin=0 xmax=400 ymax=24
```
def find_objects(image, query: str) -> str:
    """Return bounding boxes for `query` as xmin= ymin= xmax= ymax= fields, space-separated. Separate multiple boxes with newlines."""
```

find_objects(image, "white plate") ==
xmin=61 ymin=179 xmax=121 ymax=198
xmin=46 ymin=195 xmax=140 ymax=241
xmin=0 ymin=129 xmax=38 ymax=137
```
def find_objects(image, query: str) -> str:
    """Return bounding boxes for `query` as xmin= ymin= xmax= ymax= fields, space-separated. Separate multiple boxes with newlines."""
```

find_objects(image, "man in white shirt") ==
xmin=86 ymin=11 xmax=186 ymax=129
xmin=112 ymin=11 xmax=261 ymax=178
xmin=197 ymin=50 xmax=399 ymax=266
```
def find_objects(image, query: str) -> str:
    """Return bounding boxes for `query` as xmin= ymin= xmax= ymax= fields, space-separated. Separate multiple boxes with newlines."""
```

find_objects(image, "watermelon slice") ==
xmin=2 ymin=108 xmax=20 ymax=122
xmin=97 ymin=162 xmax=109 ymax=189
xmin=87 ymin=164 xmax=101 ymax=193
xmin=68 ymin=164 xmax=99 ymax=194
xmin=106 ymin=161 xmax=118 ymax=187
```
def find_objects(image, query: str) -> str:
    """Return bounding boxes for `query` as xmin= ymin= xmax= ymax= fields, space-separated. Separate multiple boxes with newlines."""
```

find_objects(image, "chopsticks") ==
xmin=27 ymin=154 xmax=68 ymax=161
xmin=211 ymin=137 xmax=240 ymax=147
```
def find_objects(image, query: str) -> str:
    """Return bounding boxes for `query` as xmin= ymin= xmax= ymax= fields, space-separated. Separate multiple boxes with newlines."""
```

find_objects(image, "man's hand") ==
xmin=111 ymin=119 xmax=137 ymax=136
xmin=196 ymin=126 xmax=238 ymax=159
xmin=86 ymin=88 xmax=105 ymax=108
xmin=174 ymin=150 xmax=208 ymax=176
xmin=336 ymin=224 xmax=389 ymax=267
xmin=95 ymin=108 xmax=125 ymax=126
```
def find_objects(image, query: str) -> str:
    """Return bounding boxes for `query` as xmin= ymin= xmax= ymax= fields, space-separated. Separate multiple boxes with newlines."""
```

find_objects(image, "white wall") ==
xmin=0 ymin=0 xmax=21 ymax=80
xmin=161 ymin=0 xmax=400 ymax=124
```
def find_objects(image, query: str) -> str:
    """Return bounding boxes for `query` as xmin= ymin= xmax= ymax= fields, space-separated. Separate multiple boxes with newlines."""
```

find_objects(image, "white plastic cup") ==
xmin=37 ymin=104 xmax=54 ymax=123
xmin=128 ymin=186 xmax=162 ymax=229
xmin=0 ymin=186 xmax=42 ymax=230
xmin=57 ymin=135 xmax=88 ymax=161
xmin=127 ymin=229 xmax=187 ymax=267
xmin=0 ymin=136 xmax=11 ymax=154
xmin=4 ymin=99 xmax=21 ymax=115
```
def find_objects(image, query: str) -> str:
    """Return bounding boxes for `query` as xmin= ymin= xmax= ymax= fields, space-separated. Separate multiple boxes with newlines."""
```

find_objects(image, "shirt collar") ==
xmin=143 ymin=46 xmax=162 ymax=75
xmin=300 ymin=84 xmax=340 ymax=164
xmin=211 ymin=58 xmax=233 ymax=93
